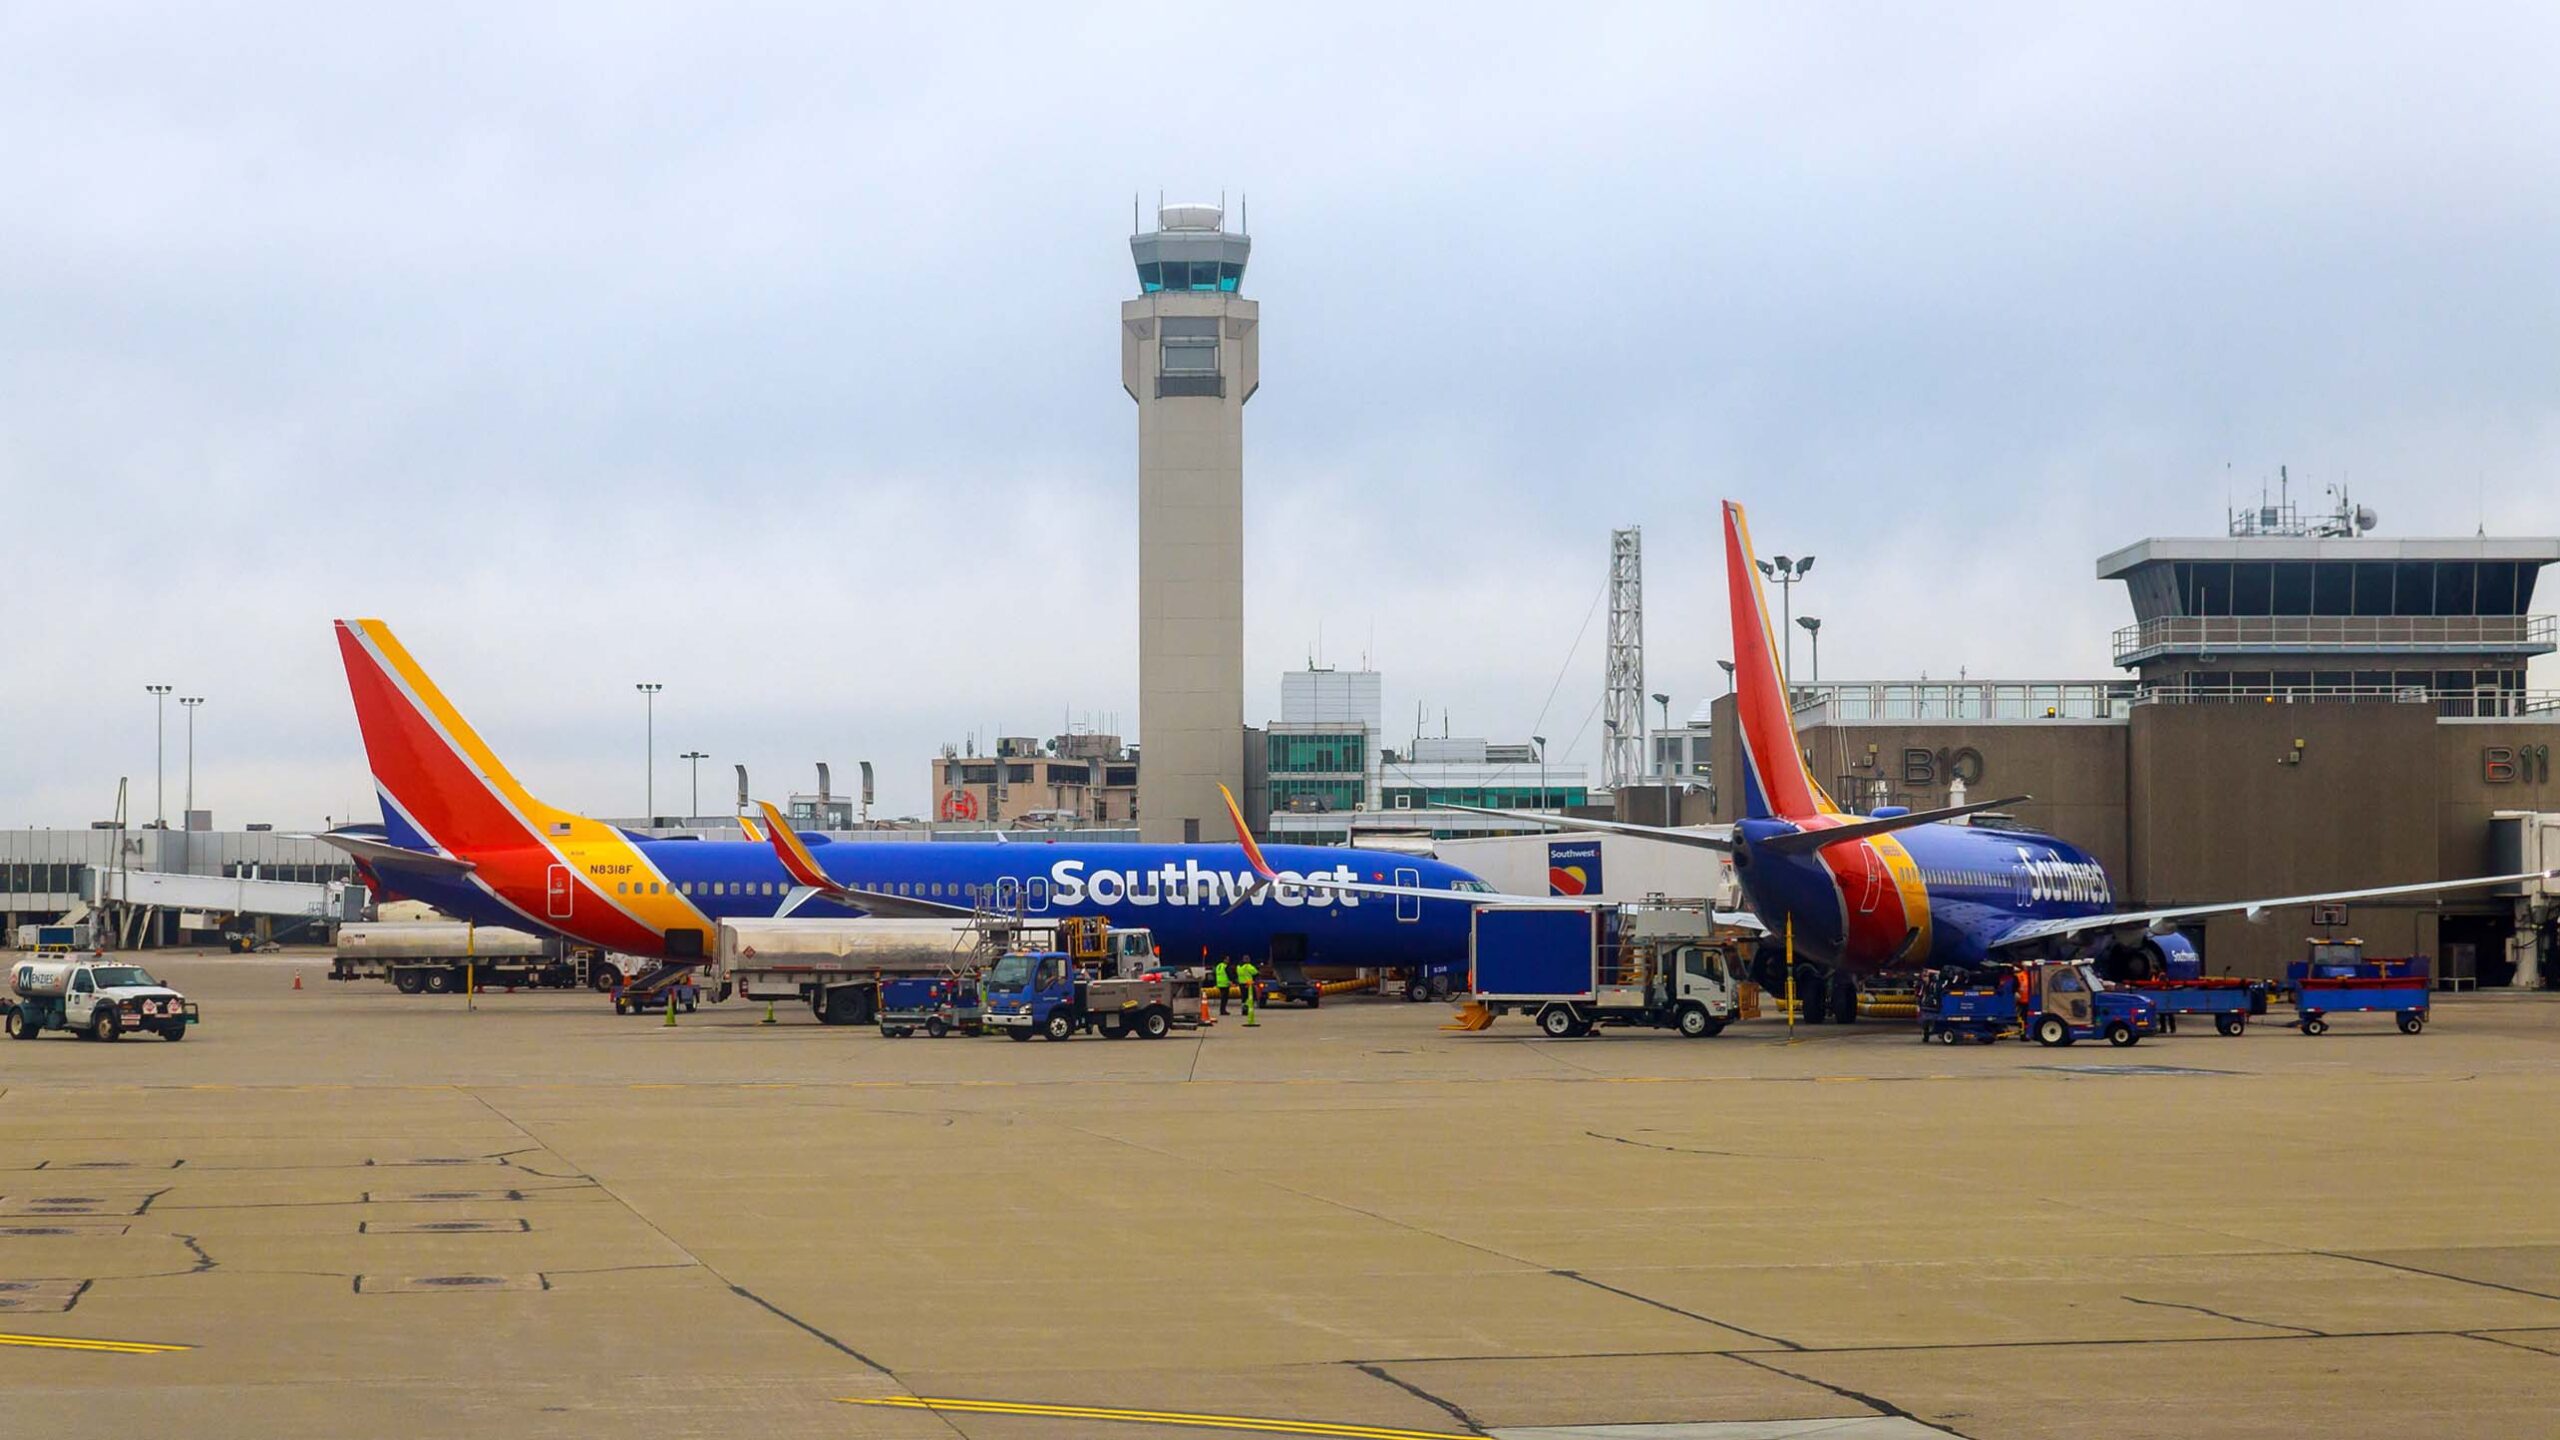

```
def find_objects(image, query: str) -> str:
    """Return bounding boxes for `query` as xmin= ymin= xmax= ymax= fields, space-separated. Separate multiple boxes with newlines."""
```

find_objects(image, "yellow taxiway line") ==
xmin=0 ymin=1331 xmax=191 ymax=1355
xmin=843 ymin=1395 xmax=1461 ymax=1440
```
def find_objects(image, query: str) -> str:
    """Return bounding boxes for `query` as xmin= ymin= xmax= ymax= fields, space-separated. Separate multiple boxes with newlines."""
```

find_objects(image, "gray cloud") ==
xmin=5 ymin=3 xmax=2556 ymax=824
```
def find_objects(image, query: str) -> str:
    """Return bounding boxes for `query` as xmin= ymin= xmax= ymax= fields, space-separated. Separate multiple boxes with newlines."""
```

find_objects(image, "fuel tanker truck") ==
xmin=6 ymin=957 xmax=199 ymax=1042
xmin=724 ymin=918 xmax=993 ymax=1025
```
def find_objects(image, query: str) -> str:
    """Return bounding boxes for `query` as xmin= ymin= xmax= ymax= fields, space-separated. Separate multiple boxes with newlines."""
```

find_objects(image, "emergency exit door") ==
xmin=546 ymin=864 xmax=574 ymax=920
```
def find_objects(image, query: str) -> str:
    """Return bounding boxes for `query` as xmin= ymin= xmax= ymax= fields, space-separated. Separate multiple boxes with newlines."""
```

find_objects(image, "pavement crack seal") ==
xmin=1350 ymin=1361 xmax=1487 ymax=1435
xmin=1583 ymin=1129 xmax=1752 ymax=1159
xmin=2314 ymin=1249 xmax=2560 ymax=1304
xmin=1724 ymin=1351 xmax=1981 ymax=1440
xmin=2121 ymin=1294 xmax=2323 ymax=1335
xmin=724 ymin=1284 xmax=892 ymax=1375
xmin=173 ymin=1233 xmax=215 ymax=1274
xmin=1552 ymin=1269 xmax=1803 ymax=1350
xmin=843 ymin=1395 xmax=1466 ymax=1439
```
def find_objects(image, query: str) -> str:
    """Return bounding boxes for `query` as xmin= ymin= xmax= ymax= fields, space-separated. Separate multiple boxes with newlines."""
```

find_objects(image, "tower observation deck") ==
xmin=2099 ymin=486 xmax=2560 ymax=716
xmin=1123 ymin=200 xmax=1260 ymax=841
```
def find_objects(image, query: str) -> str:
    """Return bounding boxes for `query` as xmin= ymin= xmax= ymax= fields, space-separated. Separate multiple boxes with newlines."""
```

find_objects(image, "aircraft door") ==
xmin=1394 ymin=868 xmax=1420 ymax=923
xmin=994 ymin=876 xmax=1019 ymax=913
xmin=546 ymin=865 xmax=574 ymax=920
xmin=1855 ymin=845 xmax=1885 ymax=914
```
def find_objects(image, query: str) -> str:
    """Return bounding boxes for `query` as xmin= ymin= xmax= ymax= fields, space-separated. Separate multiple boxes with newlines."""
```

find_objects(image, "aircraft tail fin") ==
xmin=1722 ymin=501 xmax=1835 ymax=821
xmin=333 ymin=619 xmax=587 ymax=855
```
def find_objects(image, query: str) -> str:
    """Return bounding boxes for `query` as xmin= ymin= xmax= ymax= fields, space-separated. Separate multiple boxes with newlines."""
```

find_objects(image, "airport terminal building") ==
xmin=1709 ymin=502 xmax=2560 ymax=983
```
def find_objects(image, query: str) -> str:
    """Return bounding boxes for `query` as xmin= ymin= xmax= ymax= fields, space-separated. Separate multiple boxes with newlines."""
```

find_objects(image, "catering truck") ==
xmin=1461 ymin=903 xmax=1747 ymax=1037
xmin=6 ymin=957 xmax=198 ymax=1042
xmin=724 ymin=918 xmax=990 ymax=1025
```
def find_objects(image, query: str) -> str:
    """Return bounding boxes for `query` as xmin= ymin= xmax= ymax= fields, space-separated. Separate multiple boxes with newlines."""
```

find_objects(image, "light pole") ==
xmin=635 ymin=683 xmax=663 ymax=821
xmin=1797 ymin=616 xmax=1823 ymax=686
xmin=180 ymin=696 xmax=204 ymax=820
xmin=1755 ymin=553 xmax=1815 ymax=690
xmin=1717 ymin=660 xmax=1736 ymax=693
xmin=144 ymin=685 xmax=172 ymax=826
xmin=680 ymin=750 xmax=708 ymax=820
xmin=1531 ymin=734 xmax=1549 ymax=812
xmin=1651 ymin=692 xmax=1671 ymax=731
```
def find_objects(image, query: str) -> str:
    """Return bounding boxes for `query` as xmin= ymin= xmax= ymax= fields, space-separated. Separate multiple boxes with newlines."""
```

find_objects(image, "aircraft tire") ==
xmin=1794 ymin=966 xmax=1829 ymax=1024
xmin=1830 ymin=973 xmax=1859 ymax=1025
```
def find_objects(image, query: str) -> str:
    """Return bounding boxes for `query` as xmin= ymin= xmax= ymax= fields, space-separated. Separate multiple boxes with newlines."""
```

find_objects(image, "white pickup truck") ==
xmin=5 ymin=957 xmax=199 ymax=1042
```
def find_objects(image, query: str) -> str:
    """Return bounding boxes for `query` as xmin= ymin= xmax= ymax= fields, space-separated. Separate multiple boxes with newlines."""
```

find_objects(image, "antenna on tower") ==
xmin=1603 ymin=527 xmax=1646 ymax=790
xmin=1133 ymin=192 xmax=1139 ymax=235
xmin=1241 ymin=192 xmax=1248 ymax=233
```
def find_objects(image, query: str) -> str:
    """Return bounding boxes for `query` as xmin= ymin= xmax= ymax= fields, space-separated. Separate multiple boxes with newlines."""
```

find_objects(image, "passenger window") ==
xmin=617 ymin=882 xmax=628 ymax=894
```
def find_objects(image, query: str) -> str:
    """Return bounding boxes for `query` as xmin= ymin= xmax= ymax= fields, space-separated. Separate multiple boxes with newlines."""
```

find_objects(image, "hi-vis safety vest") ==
xmin=1215 ymin=962 xmax=1232 ymax=987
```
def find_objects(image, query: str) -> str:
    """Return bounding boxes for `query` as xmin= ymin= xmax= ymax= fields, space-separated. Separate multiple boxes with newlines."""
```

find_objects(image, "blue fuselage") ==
xmin=385 ymin=838 xmax=1484 ymax=972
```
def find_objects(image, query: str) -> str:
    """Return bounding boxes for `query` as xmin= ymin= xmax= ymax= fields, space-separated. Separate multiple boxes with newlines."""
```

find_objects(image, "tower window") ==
xmin=1161 ymin=338 xmax=1219 ymax=375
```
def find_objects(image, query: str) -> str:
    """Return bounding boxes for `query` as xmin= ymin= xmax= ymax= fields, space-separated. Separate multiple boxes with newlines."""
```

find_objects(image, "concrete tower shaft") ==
xmin=1124 ymin=201 xmax=1259 ymax=842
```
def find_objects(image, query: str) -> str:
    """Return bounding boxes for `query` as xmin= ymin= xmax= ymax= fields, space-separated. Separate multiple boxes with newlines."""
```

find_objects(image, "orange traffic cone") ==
xmin=292 ymin=972 xmax=302 ymax=991
xmin=1198 ymin=991 xmax=1213 ymax=1026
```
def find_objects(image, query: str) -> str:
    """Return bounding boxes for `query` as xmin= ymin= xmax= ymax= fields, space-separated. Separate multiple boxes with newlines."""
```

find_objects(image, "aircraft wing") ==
xmin=1986 ymin=870 xmax=2557 ymax=950
xmin=753 ymin=801 xmax=976 ymax=920
xmin=1754 ymin=797 xmax=2031 ymax=855
xmin=1429 ymin=803 xmax=1736 ymax=852
xmin=1215 ymin=787 xmax=1758 ymax=924
xmin=306 ymin=831 xmax=477 ymax=877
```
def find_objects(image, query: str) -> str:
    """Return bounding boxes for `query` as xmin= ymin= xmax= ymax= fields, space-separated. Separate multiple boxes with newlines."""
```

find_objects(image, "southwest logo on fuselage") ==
xmin=1048 ymin=859 xmax=1361 ymax=908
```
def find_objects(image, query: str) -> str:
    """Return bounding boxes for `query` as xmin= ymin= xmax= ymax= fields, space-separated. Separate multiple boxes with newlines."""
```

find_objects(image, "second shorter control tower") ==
xmin=1123 ymin=201 xmax=1259 ymax=842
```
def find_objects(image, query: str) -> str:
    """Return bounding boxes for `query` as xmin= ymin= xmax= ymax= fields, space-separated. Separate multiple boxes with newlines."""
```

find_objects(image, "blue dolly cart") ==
xmin=2287 ymin=942 xmax=2431 ymax=1035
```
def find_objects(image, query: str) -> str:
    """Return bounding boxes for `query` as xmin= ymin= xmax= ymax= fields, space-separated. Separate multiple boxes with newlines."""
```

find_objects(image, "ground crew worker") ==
xmin=1237 ymin=958 xmax=1261 ymax=1025
xmin=1214 ymin=957 xmax=1234 ymax=1015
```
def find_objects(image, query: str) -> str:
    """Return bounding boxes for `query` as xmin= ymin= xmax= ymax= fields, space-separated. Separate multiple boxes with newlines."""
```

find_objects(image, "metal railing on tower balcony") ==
xmin=2113 ymin=614 xmax=2557 ymax=663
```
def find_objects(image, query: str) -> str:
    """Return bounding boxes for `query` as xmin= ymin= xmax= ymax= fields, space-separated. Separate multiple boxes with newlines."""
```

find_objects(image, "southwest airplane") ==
xmin=324 ymin=618 xmax=1545 ymax=973
xmin=1451 ymin=500 xmax=2551 ymax=1021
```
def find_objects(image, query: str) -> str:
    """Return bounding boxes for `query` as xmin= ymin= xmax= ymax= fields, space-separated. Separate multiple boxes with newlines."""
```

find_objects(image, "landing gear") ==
xmin=1794 ymin=965 xmax=1830 ymax=1024
xmin=1829 ymin=972 xmax=1860 ymax=1025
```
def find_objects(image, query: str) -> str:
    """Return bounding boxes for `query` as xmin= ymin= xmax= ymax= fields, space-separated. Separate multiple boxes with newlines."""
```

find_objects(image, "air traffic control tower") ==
xmin=1124 ymin=201 xmax=1259 ymax=842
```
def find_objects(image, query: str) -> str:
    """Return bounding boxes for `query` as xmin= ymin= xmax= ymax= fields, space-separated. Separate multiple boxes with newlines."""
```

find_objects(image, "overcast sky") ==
xmin=5 ymin=4 xmax=2557 ymax=827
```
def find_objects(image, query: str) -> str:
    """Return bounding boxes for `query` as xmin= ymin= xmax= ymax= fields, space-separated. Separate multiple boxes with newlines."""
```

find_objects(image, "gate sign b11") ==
xmin=1548 ymin=840 xmax=1603 ymax=897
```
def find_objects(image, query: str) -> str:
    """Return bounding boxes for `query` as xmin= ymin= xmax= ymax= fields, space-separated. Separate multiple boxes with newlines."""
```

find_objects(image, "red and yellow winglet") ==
xmin=755 ymin=801 xmax=833 ymax=891
xmin=737 ymin=812 xmax=765 ymax=844
xmin=1217 ymin=785 xmax=1276 ymax=880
